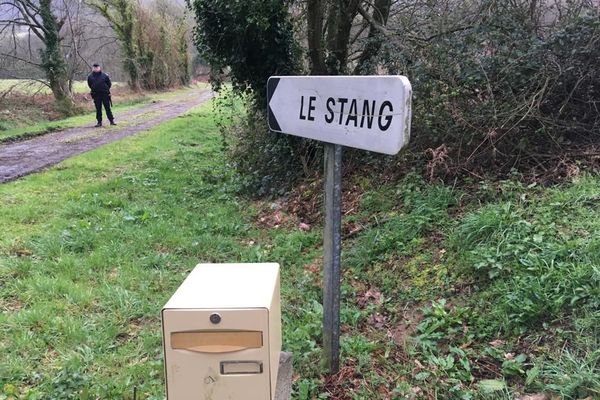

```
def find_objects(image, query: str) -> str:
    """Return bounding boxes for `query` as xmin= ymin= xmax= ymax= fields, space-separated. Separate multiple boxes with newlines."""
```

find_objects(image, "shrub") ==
xmin=383 ymin=3 xmax=600 ymax=176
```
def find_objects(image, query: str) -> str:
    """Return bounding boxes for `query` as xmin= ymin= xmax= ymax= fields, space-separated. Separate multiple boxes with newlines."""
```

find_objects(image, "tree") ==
xmin=191 ymin=0 xmax=600 ymax=190
xmin=87 ymin=0 xmax=140 ymax=89
xmin=87 ymin=0 xmax=191 ymax=90
xmin=190 ymin=0 xmax=394 ymax=88
xmin=189 ymin=0 xmax=299 ymax=101
xmin=188 ymin=0 xmax=397 ymax=194
xmin=0 ymin=0 xmax=78 ymax=111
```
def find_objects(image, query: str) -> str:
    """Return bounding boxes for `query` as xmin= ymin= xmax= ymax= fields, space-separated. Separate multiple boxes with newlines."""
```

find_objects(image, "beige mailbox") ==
xmin=162 ymin=263 xmax=281 ymax=400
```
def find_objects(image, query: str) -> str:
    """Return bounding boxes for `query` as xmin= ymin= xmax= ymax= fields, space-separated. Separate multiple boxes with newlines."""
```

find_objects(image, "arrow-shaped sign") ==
xmin=267 ymin=75 xmax=412 ymax=155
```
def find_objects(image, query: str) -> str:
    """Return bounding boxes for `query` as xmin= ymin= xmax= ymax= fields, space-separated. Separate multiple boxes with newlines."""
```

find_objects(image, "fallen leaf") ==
xmin=298 ymin=222 xmax=310 ymax=231
xmin=517 ymin=394 xmax=549 ymax=400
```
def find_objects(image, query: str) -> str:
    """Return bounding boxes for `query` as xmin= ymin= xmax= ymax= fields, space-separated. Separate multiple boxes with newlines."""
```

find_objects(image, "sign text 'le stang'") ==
xmin=267 ymin=75 xmax=411 ymax=155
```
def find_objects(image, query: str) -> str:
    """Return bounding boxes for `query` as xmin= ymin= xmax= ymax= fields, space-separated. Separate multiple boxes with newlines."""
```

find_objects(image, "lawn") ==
xmin=0 ymin=98 xmax=598 ymax=399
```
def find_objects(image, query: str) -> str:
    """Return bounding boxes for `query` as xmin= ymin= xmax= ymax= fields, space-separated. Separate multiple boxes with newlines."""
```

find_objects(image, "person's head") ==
xmin=92 ymin=63 xmax=101 ymax=73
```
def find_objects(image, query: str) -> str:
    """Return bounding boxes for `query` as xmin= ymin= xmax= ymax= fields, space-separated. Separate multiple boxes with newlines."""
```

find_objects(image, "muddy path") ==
xmin=0 ymin=89 xmax=214 ymax=184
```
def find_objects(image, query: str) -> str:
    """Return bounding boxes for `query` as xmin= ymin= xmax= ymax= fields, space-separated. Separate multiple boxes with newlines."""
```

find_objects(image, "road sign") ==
xmin=267 ymin=75 xmax=412 ymax=375
xmin=267 ymin=75 xmax=412 ymax=155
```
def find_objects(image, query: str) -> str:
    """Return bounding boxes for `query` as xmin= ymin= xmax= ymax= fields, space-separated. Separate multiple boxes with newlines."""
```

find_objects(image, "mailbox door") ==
xmin=163 ymin=308 xmax=271 ymax=400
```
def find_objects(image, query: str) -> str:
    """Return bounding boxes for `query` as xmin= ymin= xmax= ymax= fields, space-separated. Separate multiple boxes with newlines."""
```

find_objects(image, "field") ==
xmin=0 ymin=79 xmax=126 ymax=96
xmin=0 ymin=83 xmax=209 ymax=143
xmin=0 ymin=99 xmax=598 ymax=399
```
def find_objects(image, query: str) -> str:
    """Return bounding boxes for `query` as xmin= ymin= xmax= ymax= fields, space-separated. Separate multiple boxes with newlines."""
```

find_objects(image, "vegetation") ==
xmin=0 ymin=0 xmax=194 ymax=116
xmin=88 ymin=0 xmax=191 ymax=91
xmin=1 ymin=0 xmax=76 ymax=112
xmin=190 ymin=0 xmax=600 ymax=194
xmin=1 ymin=98 xmax=598 ymax=399
xmin=0 ymin=82 xmax=207 ymax=142
xmin=0 ymin=80 xmax=124 ymax=96
xmin=0 ymin=1 xmax=598 ymax=399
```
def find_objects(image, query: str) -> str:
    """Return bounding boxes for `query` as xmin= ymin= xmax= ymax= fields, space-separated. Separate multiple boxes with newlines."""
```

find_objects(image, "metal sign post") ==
xmin=267 ymin=75 xmax=412 ymax=374
xmin=322 ymin=142 xmax=343 ymax=373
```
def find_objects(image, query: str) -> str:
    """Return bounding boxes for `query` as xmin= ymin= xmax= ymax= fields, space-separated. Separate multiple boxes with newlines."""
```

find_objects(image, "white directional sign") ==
xmin=267 ymin=75 xmax=412 ymax=155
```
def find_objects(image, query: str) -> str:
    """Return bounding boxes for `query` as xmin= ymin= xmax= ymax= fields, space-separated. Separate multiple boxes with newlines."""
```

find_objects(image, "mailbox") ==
xmin=162 ymin=263 xmax=281 ymax=400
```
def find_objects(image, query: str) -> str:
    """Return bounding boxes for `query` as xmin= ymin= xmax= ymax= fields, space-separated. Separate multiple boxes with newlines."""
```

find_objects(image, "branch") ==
xmin=357 ymin=3 xmax=389 ymax=36
xmin=0 ymin=19 xmax=42 ymax=30
xmin=353 ymin=0 xmax=391 ymax=74
xmin=0 ymin=51 xmax=43 ymax=67
xmin=407 ymin=25 xmax=475 ymax=43
xmin=13 ymin=0 xmax=47 ymax=41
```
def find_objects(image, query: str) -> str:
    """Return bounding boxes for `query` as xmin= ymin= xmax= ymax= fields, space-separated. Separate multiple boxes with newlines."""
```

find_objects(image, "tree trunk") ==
xmin=117 ymin=0 xmax=141 ymax=90
xmin=39 ymin=0 xmax=74 ymax=113
xmin=307 ymin=0 xmax=327 ymax=74
xmin=307 ymin=0 xmax=362 ymax=75
xmin=329 ymin=0 xmax=361 ymax=74
xmin=353 ymin=0 xmax=391 ymax=74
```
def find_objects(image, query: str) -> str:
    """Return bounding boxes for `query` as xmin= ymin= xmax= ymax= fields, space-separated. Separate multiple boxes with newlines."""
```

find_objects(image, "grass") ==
xmin=0 ymin=79 xmax=126 ymax=96
xmin=1 ymin=97 xmax=599 ymax=399
xmin=0 ymin=98 xmax=321 ymax=399
xmin=0 ymin=83 xmax=209 ymax=143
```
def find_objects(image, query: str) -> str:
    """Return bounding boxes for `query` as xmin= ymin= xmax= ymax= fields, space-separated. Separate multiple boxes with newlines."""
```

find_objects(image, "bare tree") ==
xmin=86 ymin=0 xmax=191 ymax=90
xmin=0 ymin=0 xmax=79 ymax=110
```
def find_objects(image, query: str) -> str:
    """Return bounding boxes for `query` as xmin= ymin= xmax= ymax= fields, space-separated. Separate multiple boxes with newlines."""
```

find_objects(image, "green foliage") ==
xmin=1 ymin=96 xmax=599 ymax=398
xmin=540 ymin=348 xmax=600 ymax=398
xmin=189 ymin=0 xmax=310 ymax=194
xmin=189 ymin=0 xmax=299 ymax=98
xmin=221 ymin=98 xmax=321 ymax=196
xmin=191 ymin=0 xmax=600 ymax=192
xmin=348 ymin=175 xmax=457 ymax=270
xmin=0 ymin=99 xmax=321 ymax=398
xmin=330 ymin=174 xmax=599 ymax=398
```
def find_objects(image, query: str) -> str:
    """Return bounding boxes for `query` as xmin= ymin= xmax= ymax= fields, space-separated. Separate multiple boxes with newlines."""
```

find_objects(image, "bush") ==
xmin=217 ymin=95 xmax=321 ymax=196
xmin=383 ymin=3 xmax=600 ymax=176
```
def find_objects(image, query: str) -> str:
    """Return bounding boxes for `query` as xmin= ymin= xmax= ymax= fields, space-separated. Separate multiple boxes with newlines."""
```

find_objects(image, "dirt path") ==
xmin=0 ymin=89 xmax=214 ymax=183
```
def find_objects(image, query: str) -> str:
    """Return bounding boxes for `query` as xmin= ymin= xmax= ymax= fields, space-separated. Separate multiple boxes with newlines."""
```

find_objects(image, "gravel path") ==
xmin=0 ymin=89 xmax=214 ymax=184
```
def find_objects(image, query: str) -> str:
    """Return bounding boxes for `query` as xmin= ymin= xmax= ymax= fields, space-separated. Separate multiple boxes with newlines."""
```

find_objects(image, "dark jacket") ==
xmin=87 ymin=71 xmax=112 ymax=97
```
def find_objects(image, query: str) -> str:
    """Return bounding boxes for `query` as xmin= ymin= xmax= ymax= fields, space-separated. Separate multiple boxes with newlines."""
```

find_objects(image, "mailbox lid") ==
xmin=162 ymin=308 xmax=270 ymax=344
xmin=163 ymin=263 xmax=280 ymax=310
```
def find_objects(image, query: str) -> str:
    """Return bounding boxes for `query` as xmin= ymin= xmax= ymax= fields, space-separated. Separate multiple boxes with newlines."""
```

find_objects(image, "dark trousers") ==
xmin=93 ymin=93 xmax=114 ymax=123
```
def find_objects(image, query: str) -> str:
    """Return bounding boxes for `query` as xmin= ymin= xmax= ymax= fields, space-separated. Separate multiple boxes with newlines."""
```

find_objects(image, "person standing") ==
xmin=87 ymin=63 xmax=116 ymax=127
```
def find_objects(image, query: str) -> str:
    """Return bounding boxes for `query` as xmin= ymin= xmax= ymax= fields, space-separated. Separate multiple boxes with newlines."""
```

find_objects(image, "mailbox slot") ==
xmin=171 ymin=330 xmax=263 ymax=353
xmin=220 ymin=361 xmax=263 ymax=375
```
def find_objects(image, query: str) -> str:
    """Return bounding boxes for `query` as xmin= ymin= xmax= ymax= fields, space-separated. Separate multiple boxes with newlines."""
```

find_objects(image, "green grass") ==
xmin=0 ymin=84 xmax=209 ymax=143
xmin=0 ymin=79 xmax=126 ymax=96
xmin=330 ymin=176 xmax=600 ymax=399
xmin=0 ymin=97 xmax=598 ymax=399
xmin=0 ymin=98 xmax=322 ymax=399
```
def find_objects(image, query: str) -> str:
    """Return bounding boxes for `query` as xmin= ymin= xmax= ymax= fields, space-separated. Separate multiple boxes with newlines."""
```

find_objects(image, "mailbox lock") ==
xmin=209 ymin=313 xmax=221 ymax=324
